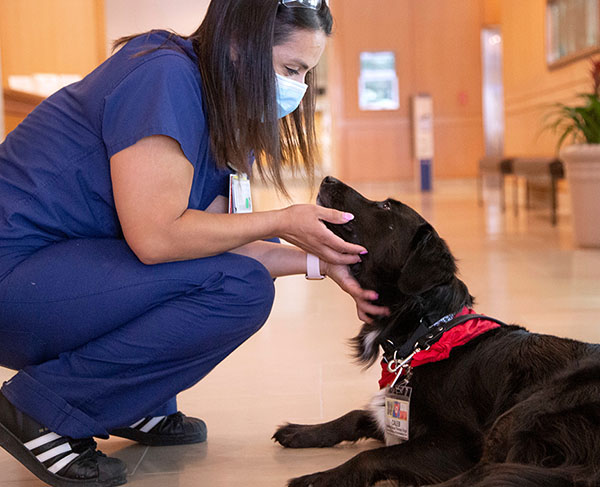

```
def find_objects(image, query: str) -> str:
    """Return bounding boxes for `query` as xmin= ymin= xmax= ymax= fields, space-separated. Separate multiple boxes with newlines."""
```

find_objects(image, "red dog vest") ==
xmin=379 ymin=307 xmax=501 ymax=389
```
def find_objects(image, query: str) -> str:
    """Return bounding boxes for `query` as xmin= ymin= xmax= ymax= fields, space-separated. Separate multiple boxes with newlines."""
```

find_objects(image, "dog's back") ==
xmin=406 ymin=326 xmax=600 ymax=431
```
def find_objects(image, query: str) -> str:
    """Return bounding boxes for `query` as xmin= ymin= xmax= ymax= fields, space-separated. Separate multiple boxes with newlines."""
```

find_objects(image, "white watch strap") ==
xmin=306 ymin=253 xmax=324 ymax=280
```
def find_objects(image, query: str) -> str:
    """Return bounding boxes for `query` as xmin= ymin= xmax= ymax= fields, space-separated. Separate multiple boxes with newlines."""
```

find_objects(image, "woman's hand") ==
xmin=324 ymin=262 xmax=390 ymax=324
xmin=278 ymin=204 xmax=366 ymax=265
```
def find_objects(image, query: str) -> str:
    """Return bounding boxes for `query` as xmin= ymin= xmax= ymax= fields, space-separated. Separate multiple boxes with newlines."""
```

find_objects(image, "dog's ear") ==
xmin=397 ymin=223 xmax=456 ymax=295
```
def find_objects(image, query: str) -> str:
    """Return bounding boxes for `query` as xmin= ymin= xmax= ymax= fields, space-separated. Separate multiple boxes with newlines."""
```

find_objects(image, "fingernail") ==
xmin=360 ymin=250 xmax=368 ymax=255
xmin=343 ymin=213 xmax=354 ymax=222
xmin=372 ymin=292 xmax=379 ymax=300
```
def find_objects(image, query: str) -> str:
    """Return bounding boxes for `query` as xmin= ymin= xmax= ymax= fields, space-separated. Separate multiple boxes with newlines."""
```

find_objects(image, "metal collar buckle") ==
xmin=387 ymin=347 xmax=419 ymax=374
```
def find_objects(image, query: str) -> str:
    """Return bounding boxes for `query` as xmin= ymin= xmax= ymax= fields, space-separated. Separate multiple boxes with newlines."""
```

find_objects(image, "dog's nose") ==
xmin=322 ymin=176 xmax=340 ymax=185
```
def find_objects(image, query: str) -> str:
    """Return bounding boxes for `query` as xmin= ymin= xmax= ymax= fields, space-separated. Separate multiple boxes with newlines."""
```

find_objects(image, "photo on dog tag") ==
xmin=384 ymin=385 xmax=412 ymax=445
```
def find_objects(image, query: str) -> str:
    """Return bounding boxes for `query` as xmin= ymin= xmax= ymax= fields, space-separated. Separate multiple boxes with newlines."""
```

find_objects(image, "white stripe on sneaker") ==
xmin=129 ymin=418 xmax=145 ymax=429
xmin=36 ymin=442 xmax=72 ymax=463
xmin=139 ymin=416 xmax=165 ymax=433
xmin=47 ymin=452 xmax=80 ymax=474
xmin=24 ymin=432 xmax=62 ymax=450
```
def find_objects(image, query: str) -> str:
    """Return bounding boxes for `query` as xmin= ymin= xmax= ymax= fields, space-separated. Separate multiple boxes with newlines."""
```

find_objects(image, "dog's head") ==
xmin=318 ymin=176 xmax=456 ymax=299
xmin=317 ymin=176 xmax=465 ymax=364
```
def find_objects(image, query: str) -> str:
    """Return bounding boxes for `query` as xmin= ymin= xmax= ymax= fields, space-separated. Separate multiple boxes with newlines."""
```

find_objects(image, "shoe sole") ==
xmin=0 ymin=422 xmax=127 ymax=487
xmin=110 ymin=428 xmax=207 ymax=446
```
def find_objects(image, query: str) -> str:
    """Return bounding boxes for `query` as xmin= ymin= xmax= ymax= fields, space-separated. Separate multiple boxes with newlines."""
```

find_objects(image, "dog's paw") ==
xmin=273 ymin=423 xmax=338 ymax=448
xmin=273 ymin=423 xmax=315 ymax=448
xmin=288 ymin=471 xmax=338 ymax=487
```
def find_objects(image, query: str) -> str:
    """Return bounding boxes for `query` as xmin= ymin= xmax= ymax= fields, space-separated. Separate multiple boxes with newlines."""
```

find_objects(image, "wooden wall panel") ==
xmin=501 ymin=0 xmax=588 ymax=156
xmin=482 ymin=0 xmax=501 ymax=25
xmin=412 ymin=0 xmax=485 ymax=178
xmin=434 ymin=118 xmax=486 ymax=178
xmin=340 ymin=120 xmax=412 ymax=182
xmin=328 ymin=0 xmax=486 ymax=182
xmin=332 ymin=1 xmax=414 ymax=122
xmin=0 ymin=0 xmax=106 ymax=87
xmin=329 ymin=0 xmax=413 ymax=181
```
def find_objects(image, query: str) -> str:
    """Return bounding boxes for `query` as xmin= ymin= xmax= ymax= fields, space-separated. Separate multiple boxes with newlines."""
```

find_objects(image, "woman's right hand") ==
xmin=277 ymin=204 xmax=367 ymax=265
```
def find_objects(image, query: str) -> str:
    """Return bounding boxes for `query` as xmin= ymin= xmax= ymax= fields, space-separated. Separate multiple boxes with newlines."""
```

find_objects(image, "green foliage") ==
xmin=545 ymin=60 xmax=600 ymax=150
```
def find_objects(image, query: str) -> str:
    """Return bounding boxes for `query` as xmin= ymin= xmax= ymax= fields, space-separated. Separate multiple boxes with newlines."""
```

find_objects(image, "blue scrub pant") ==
xmin=0 ymin=238 xmax=275 ymax=439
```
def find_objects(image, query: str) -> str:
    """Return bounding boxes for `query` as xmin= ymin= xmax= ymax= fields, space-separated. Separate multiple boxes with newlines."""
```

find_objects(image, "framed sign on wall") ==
xmin=546 ymin=0 xmax=600 ymax=68
xmin=358 ymin=51 xmax=399 ymax=111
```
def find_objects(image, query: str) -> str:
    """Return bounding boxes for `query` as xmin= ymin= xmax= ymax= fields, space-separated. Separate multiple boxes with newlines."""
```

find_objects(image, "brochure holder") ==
xmin=412 ymin=94 xmax=434 ymax=192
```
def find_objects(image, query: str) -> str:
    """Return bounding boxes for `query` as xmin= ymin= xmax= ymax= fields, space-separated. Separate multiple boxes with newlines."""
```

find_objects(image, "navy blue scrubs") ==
xmin=0 ymin=32 xmax=275 ymax=439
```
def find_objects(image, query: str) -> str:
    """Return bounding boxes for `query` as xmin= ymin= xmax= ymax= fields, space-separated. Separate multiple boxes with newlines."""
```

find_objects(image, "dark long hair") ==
xmin=114 ymin=0 xmax=333 ymax=195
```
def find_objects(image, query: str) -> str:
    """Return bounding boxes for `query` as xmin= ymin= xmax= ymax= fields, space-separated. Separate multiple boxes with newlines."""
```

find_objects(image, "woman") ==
xmin=0 ymin=1 xmax=387 ymax=485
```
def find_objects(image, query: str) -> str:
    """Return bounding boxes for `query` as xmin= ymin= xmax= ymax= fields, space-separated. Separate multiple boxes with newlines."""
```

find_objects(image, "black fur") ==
xmin=272 ymin=177 xmax=600 ymax=487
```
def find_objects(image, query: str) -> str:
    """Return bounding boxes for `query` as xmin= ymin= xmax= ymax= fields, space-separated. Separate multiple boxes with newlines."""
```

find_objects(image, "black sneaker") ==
xmin=110 ymin=412 xmax=207 ymax=446
xmin=0 ymin=393 xmax=127 ymax=487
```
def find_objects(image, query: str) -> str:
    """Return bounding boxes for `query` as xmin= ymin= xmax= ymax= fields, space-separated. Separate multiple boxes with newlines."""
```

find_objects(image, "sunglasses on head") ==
xmin=279 ymin=0 xmax=322 ymax=10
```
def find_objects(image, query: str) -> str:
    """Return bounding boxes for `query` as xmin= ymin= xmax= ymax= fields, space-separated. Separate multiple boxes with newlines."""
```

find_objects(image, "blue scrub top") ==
xmin=0 ymin=31 xmax=232 ymax=280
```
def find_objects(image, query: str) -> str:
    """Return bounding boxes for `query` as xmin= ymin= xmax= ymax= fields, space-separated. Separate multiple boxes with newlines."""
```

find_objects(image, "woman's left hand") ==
xmin=324 ymin=263 xmax=390 ymax=323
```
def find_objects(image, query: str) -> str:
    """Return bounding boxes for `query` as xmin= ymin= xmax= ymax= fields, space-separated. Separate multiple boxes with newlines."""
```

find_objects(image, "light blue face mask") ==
xmin=276 ymin=73 xmax=308 ymax=118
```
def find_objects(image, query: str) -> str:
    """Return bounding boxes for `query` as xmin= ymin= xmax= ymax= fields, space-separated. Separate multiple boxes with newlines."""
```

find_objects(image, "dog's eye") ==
xmin=381 ymin=201 xmax=391 ymax=210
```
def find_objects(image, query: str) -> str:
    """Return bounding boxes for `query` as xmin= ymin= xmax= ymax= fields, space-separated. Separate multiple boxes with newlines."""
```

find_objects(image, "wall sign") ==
xmin=546 ymin=0 xmax=600 ymax=67
xmin=358 ymin=51 xmax=399 ymax=111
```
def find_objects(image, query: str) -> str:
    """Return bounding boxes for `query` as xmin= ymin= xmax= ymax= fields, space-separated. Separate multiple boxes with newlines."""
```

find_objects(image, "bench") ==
xmin=511 ymin=157 xmax=565 ymax=226
xmin=477 ymin=156 xmax=514 ymax=210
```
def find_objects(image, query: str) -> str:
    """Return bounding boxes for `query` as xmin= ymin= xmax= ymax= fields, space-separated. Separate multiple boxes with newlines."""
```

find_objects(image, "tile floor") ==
xmin=1 ymin=178 xmax=599 ymax=486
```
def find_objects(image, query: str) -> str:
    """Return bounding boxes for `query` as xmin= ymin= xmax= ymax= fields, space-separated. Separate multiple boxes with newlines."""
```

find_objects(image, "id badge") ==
xmin=229 ymin=173 xmax=253 ymax=214
xmin=384 ymin=385 xmax=412 ymax=445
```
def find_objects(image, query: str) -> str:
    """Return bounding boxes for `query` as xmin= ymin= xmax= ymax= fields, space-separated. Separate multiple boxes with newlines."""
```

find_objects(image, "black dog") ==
xmin=273 ymin=177 xmax=600 ymax=487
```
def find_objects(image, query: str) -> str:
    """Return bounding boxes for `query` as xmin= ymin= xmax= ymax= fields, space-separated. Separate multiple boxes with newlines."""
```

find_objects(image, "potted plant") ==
xmin=548 ymin=59 xmax=600 ymax=248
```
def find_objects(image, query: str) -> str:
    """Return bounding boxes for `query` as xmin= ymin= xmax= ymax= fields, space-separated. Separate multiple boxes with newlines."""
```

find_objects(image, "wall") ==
xmin=0 ymin=0 xmax=106 ymax=134
xmin=104 ymin=0 xmax=210 ymax=54
xmin=0 ymin=0 xmax=105 ymax=88
xmin=0 ymin=0 xmax=212 ymax=135
xmin=328 ymin=0 xmax=486 ymax=182
xmin=482 ymin=0 xmax=501 ymax=25
xmin=501 ymin=0 xmax=589 ymax=156
xmin=3 ymin=0 xmax=575 ymax=174
xmin=0 ymin=0 xmax=211 ymax=83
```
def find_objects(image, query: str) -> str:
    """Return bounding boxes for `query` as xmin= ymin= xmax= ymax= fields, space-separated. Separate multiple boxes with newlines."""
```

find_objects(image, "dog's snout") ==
xmin=322 ymin=176 xmax=341 ymax=185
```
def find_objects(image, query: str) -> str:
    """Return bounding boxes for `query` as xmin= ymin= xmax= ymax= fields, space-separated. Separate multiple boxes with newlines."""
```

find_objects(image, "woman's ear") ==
xmin=397 ymin=223 xmax=456 ymax=295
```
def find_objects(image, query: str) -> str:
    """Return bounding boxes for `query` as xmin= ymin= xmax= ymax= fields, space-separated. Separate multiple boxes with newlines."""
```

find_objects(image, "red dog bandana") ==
xmin=379 ymin=308 xmax=501 ymax=389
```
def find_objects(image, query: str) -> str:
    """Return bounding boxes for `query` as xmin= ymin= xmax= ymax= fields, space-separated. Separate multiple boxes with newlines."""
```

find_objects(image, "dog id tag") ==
xmin=384 ymin=385 xmax=412 ymax=445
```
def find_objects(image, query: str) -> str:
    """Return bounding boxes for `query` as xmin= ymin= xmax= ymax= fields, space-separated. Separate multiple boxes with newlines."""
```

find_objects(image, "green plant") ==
xmin=546 ymin=59 xmax=600 ymax=149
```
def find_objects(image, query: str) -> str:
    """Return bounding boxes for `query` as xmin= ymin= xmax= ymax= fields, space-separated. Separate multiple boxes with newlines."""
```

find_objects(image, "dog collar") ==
xmin=379 ymin=308 xmax=506 ymax=389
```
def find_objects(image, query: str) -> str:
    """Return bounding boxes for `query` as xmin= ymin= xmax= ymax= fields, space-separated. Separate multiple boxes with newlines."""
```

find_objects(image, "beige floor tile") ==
xmin=1 ymin=178 xmax=599 ymax=486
